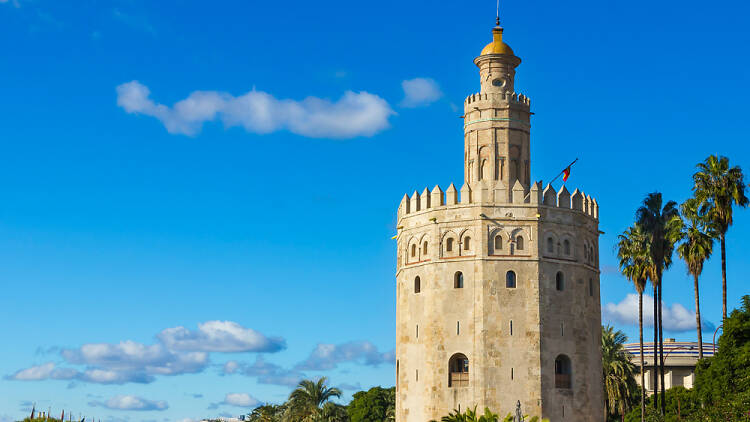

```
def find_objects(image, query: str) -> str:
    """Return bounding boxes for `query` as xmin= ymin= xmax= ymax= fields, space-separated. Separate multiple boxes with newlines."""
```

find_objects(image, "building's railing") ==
xmin=555 ymin=374 xmax=571 ymax=389
xmin=450 ymin=372 xmax=469 ymax=387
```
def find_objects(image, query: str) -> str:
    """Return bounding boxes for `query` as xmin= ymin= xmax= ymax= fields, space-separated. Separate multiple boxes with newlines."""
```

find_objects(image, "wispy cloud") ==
xmin=603 ymin=293 xmax=715 ymax=332
xmin=112 ymin=9 xmax=156 ymax=36
xmin=89 ymin=395 xmax=168 ymax=411
xmin=6 ymin=321 xmax=283 ymax=385
xmin=400 ymin=77 xmax=442 ymax=108
xmin=0 ymin=0 xmax=21 ymax=8
xmin=295 ymin=341 xmax=395 ymax=371
xmin=222 ymin=393 xmax=260 ymax=408
xmin=116 ymin=81 xmax=394 ymax=138
xmin=223 ymin=356 xmax=303 ymax=387
xmin=157 ymin=320 xmax=285 ymax=353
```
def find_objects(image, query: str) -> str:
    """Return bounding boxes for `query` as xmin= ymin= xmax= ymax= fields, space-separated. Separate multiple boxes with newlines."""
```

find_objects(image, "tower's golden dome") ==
xmin=480 ymin=26 xmax=514 ymax=56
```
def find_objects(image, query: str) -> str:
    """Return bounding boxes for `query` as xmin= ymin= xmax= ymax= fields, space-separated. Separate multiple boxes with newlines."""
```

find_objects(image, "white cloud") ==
xmin=6 ymin=362 xmax=77 ymax=381
xmin=116 ymin=81 xmax=394 ymax=138
xmin=7 ymin=320 xmax=283 ymax=385
xmin=90 ymin=395 xmax=168 ymax=411
xmin=223 ymin=357 xmax=302 ymax=387
xmin=296 ymin=341 xmax=395 ymax=371
xmin=223 ymin=393 xmax=259 ymax=408
xmin=603 ymin=293 xmax=715 ymax=332
xmin=157 ymin=320 xmax=285 ymax=353
xmin=222 ymin=360 xmax=240 ymax=375
xmin=61 ymin=341 xmax=209 ymax=378
xmin=400 ymin=77 xmax=442 ymax=108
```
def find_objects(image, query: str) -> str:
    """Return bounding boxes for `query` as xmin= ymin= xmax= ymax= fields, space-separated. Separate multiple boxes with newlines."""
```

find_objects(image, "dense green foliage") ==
xmin=621 ymin=296 xmax=750 ymax=421
xmin=694 ymin=295 xmax=750 ymax=405
xmin=347 ymin=386 xmax=395 ymax=422
xmin=602 ymin=326 xmax=639 ymax=421
xmin=430 ymin=406 xmax=548 ymax=422
xmin=242 ymin=378 xmax=395 ymax=422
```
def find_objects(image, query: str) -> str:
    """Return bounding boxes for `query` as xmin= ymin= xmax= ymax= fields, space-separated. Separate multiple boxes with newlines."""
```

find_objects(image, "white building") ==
xmin=624 ymin=339 xmax=715 ymax=392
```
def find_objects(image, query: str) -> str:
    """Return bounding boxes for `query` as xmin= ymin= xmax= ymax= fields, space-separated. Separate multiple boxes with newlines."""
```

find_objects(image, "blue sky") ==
xmin=1 ymin=0 xmax=749 ymax=420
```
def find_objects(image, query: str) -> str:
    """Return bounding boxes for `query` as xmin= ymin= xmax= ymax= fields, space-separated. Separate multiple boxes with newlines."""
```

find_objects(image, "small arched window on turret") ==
xmin=494 ymin=234 xmax=503 ymax=252
xmin=547 ymin=237 xmax=554 ymax=253
xmin=454 ymin=272 xmax=464 ymax=289
xmin=411 ymin=244 xmax=416 ymax=258
xmin=463 ymin=237 xmax=471 ymax=252
xmin=446 ymin=238 xmax=454 ymax=252
xmin=516 ymin=236 xmax=524 ymax=251
xmin=563 ymin=239 xmax=571 ymax=256
xmin=414 ymin=276 xmax=421 ymax=294
xmin=423 ymin=241 xmax=428 ymax=256
xmin=506 ymin=271 xmax=516 ymax=288
xmin=556 ymin=272 xmax=565 ymax=291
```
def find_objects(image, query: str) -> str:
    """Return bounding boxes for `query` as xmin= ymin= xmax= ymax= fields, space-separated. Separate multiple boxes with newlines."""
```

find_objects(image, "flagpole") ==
xmin=547 ymin=157 xmax=578 ymax=187
xmin=523 ymin=157 xmax=578 ymax=201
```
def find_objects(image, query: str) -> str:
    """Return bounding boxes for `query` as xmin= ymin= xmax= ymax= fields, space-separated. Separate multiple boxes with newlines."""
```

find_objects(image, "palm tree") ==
xmin=635 ymin=192 xmax=682 ymax=415
xmin=602 ymin=325 xmax=638 ymax=421
xmin=617 ymin=225 xmax=651 ymax=421
xmin=692 ymin=155 xmax=749 ymax=321
xmin=287 ymin=377 xmax=342 ymax=422
xmin=248 ymin=404 xmax=286 ymax=422
xmin=677 ymin=198 xmax=715 ymax=359
xmin=434 ymin=406 xmax=499 ymax=422
xmin=314 ymin=402 xmax=349 ymax=422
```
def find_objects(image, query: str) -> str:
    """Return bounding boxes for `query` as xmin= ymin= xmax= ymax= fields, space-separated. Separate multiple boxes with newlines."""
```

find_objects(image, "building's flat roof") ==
xmin=624 ymin=341 xmax=715 ymax=360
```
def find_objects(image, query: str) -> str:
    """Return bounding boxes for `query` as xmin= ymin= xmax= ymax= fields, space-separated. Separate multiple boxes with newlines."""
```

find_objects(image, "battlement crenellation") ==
xmin=398 ymin=181 xmax=598 ymax=220
xmin=464 ymin=91 xmax=531 ymax=109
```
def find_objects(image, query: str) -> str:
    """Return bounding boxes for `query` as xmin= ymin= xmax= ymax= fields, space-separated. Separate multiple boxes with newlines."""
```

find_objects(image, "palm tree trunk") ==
xmin=658 ymin=278 xmax=666 ymax=416
xmin=652 ymin=282 xmax=659 ymax=410
xmin=721 ymin=232 xmax=727 ymax=322
xmin=693 ymin=273 xmax=704 ymax=359
xmin=639 ymin=290 xmax=645 ymax=422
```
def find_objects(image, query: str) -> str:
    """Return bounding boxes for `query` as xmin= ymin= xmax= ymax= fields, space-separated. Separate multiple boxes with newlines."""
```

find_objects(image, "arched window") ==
xmin=506 ymin=271 xmax=516 ymax=288
xmin=555 ymin=354 xmax=572 ymax=388
xmin=446 ymin=238 xmax=454 ymax=252
xmin=454 ymin=271 xmax=464 ymax=288
xmin=423 ymin=241 xmax=428 ymax=255
xmin=516 ymin=236 xmax=524 ymax=251
xmin=563 ymin=239 xmax=571 ymax=255
xmin=411 ymin=244 xmax=416 ymax=257
xmin=463 ymin=237 xmax=471 ymax=251
xmin=414 ymin=276 xmax=421 ymax=294
xmin=556 ymin=272 xmax=564 ymax=291
xmin=448 ymin=353 xmax=469 ymax=387
xmin=494 ymin=234 xmax=503 ymax=251
xmin=547 ymin=237 xmax=554 ymax=253
xmin=589 ymin=278 xmax=594 ymax=297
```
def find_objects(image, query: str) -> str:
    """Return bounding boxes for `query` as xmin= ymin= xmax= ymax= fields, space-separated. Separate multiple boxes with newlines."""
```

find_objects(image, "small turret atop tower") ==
xmin=475 ymin=21 xmax=521 ymax=94
xmin=463 ymin=20 xmax=531 ymax=198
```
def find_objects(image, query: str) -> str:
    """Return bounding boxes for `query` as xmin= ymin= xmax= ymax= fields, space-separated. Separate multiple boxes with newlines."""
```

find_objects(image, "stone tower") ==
xmin=394 ymin=21 xmax=604 ymax=422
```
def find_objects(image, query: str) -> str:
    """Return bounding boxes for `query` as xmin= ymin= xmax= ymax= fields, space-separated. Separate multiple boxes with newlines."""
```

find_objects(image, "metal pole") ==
xmin=713 ymin=325 xmax=723 ymax=355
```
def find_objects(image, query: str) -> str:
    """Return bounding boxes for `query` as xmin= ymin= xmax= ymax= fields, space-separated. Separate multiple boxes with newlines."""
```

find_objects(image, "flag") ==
xmin=562 ymin=166 xmax=571 ymax=182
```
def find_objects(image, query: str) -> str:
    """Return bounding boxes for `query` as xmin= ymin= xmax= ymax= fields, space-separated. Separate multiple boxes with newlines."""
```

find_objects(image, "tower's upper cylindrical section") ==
xmin=474 ymin=27 xmax=521 ymax=94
